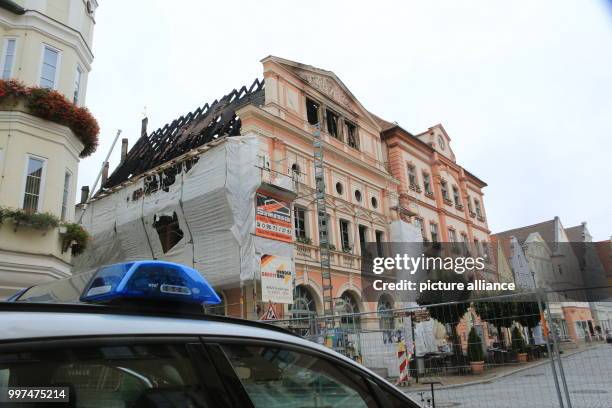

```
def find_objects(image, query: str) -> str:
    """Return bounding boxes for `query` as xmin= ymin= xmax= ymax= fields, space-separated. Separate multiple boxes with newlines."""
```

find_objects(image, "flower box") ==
xmin=0 ymin=80 xmax=99 ymax=157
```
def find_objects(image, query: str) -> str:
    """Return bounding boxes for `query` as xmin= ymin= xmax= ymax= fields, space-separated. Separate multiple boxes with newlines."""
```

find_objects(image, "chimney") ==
xmin=80 ymin=186 xmax=90 ymax=204
xmin=121 ymin=138 xmax=128 ymax=163
xmin=141 ymin=117 xmax=148 ymax=137
xmin=101 ymin=162 xmax=109 ymax=186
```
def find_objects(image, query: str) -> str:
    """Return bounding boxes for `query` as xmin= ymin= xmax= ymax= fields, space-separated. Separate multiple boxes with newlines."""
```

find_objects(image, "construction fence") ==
xmin=262 ymin=289 xmax=612 ymax=408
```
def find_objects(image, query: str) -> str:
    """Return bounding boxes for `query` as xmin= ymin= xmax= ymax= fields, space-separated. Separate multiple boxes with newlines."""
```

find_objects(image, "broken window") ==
xmin=346 ymin=121 xmax=358 ymax=149
xmin=326 ymin=109 xmax=339 ymax=138
xmin=144 ymin=175 xmax=159 ymax=195
xmin=339 ymin=219 xmax=351 ymax=251
xmin=306 ymin=98 xmax=320 ymax=126
xmin=153 ymin=212 xmax=184 ymax=253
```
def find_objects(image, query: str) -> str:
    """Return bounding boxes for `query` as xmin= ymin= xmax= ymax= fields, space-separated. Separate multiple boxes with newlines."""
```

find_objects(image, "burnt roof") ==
xmin=104 ymin=78 xmax=265 ymax=189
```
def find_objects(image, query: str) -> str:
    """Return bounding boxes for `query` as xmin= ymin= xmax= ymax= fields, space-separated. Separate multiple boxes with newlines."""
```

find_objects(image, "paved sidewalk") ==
xmin=398 ymin=342 xmax=599 ymax=392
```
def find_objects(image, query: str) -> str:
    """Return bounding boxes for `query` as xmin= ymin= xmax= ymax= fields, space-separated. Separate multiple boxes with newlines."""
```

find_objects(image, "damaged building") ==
xmin=75 ymin=56 xmax=492 ymax=328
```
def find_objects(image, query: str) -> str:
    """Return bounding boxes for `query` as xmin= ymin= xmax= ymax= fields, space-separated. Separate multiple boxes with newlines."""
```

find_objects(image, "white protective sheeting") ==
xmin=74 ymin=135 xmax=293 ymax=287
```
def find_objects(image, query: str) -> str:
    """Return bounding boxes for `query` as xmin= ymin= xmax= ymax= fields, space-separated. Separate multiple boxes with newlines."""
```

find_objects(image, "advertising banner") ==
xmin=255 ymin=193 xmax=292 ymax=242
xmin=260 ymin=254 xmax=293 ymax=304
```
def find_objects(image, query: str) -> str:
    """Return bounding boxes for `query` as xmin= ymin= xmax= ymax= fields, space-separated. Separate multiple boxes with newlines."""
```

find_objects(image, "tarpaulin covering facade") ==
xmin=75 ymin=135 xmax=294 ymax=288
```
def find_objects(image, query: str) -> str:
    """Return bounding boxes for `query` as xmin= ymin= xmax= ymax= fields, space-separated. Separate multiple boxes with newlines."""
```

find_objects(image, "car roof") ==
xmin=0 ymin=301 xmax=300 ymax=342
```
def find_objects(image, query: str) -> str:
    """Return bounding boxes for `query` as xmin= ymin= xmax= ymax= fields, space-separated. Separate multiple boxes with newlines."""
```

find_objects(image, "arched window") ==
xmin=377 ymin=294 xmax=394 ymax=330
xmin=289 ymin=285 xmax=318 ymax=337
xmin=340 ymin=291 xmax=361 ymax=329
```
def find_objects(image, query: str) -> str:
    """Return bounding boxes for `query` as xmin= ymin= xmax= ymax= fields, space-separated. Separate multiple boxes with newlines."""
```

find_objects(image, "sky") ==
xmin=81 ymin=0 xmax=612 ymax=241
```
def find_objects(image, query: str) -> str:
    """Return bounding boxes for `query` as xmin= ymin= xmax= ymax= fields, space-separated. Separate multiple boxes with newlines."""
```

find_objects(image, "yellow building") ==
xmin=0 ymin=0 xmax=98 ymax=298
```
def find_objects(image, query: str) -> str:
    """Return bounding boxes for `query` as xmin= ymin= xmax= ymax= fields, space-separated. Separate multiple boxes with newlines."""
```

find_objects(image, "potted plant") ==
xmin=511 ymin=326 xmax=528 ymax=362
xmin=467 ymin=327 xmax=485 ymax=374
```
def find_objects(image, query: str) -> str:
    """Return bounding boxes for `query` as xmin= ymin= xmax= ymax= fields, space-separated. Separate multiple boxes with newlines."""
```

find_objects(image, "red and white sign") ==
xmin=260 ymin=301 xmax=279 ymax=321
xmin=255 ymin=193 xmax=292 ymax=242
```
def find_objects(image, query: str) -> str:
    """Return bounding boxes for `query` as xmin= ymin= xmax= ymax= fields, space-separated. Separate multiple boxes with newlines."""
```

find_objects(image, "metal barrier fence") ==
xmin=263 ymin=290 xmax=612 ymax=408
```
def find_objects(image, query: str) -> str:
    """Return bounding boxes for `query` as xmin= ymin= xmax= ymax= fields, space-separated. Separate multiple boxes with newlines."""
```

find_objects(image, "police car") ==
xmin=1 ymin=261 xmax=417 ymax=407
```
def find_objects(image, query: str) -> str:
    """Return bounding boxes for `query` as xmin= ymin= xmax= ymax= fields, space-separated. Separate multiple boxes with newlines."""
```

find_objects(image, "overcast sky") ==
xmin=80 ymin=0 xmax=612 ymax=241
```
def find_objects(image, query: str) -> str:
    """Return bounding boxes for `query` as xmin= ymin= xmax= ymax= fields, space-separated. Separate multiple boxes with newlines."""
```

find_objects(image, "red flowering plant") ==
xmin=0 ymin=79 xmax=99 ymax=157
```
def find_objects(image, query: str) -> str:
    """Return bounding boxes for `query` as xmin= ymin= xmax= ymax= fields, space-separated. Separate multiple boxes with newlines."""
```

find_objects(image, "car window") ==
xmin=376 ymin=382 xmax=418 ymax=408
xmin=220 ymin=343 xmax=377 ymax=408
xmin=0 ymin=342 xmax=213 ymax=408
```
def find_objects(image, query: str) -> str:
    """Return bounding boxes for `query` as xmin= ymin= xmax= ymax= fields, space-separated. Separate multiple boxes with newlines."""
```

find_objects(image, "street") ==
xmin=405 ymin=344 xmax=612 ymax=408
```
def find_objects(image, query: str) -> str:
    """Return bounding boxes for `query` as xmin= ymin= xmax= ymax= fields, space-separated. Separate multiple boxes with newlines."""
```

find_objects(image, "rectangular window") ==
xmin=61 ymin=171 xmax=71 ymax=220
xmin=482 ymin=241 xmax=490 ymax=259
xmin=73 ymin=65 xmax=82 ymax=104
xmin=448 ymin=228 xmax=457 ymax=243
xmin=461 ymin=233 xmax=469 ymax=254
xmin=294 ymin=206 xmax=306 ymax=239
xmin=474 ymin=199 xmax=482 ymax=217
xmin=440 ymin=180 xmax=449 ymax=200
xmin=452 ymin=186 xmax=461 ymax=205
xmin=430 ymin=222 xmax=438 ymax=243
xmin=423 ymin=172 xmax=432 ymax=194
xmin=346 ymin=121 xmax=358 ymax=149
xmin=474 ymin=238 xmax=481 ymax=255
xmin=1 ymin=38 xmax=16 ymax=80
xmin=467 ymin=197 xmax=474 ymax=212
xmin=358 ymin=225 xmax=369 ymax=257
xmin=23 ymin=157 xmax=45 ymax=212
xmin=40 ymin=45 xmax=59 ymax=89
xmin=414 ymin=217 xmax=425 ymax=239
xmin=326 ymin=109 xmax=339 ymax=138
xmin=407 ymin=164 xmax=417 ymax=187
xmin=306 ymin=98 xmax=319 ymax=126
xmin=375 ymin=230 xmax=384 ymax=257
xmin=339 ymin=219 xmax=350 ymax=251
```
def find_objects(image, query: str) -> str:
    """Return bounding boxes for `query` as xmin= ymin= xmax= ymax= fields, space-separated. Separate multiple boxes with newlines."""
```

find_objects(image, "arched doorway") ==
xmin=377 ymin=294 xmax=394 ymax=330
xmin=340 ymin=291 xmax=361 ymax=329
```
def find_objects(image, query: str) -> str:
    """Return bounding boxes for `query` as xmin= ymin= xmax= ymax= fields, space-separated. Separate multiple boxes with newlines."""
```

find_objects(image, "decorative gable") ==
xmin=295 ymin=69 xmax=352 ymax=109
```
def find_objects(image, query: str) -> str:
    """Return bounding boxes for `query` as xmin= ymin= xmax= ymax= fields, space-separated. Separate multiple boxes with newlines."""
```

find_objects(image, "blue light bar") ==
xmin=80 ymin=261 xmax=221 ymax=305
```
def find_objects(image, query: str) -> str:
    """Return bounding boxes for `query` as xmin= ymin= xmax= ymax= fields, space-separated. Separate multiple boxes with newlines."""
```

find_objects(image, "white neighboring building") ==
xmin=0 ymin=0 xmax=98 ymax=298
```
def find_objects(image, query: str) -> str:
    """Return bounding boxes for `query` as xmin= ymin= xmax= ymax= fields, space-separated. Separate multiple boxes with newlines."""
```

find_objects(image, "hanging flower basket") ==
xmin=0 ymin=79 xmax=99 ymax=157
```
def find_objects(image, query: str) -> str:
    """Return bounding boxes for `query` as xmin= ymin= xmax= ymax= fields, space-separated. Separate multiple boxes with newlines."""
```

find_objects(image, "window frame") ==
xmin=406 ymin=164 xmax=417 ymax=187
xmin=293 ymin=205 xmax=307 ymax=239
xmin=305 ymin=97 xmax=320 ymax=126
xmin=39 ymin=43 xmax=62 ymax=90
xmin=21 ymin=154 xmax=48 ymax=213
xmin=440 ymin=180 xmax=449 ymax=200
xmin=422 ymin=172 xmax=432 ymax=194
xmin=474 ymin=198 xmax=483 ymax=217
xmin=452 ymin=185 xmax=461 ymax=205
xmin=429 ymin=222 xmax=439 ymax=243
xmin=346 ymin=120 xmax=359 ymax=150
xmin=1 ymin=37 xmax=17 ymax=80
xmin=339 ymin=218 xmax=351 ymax=251
xmin=326 ymin=108 xmax=340 ymax=138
